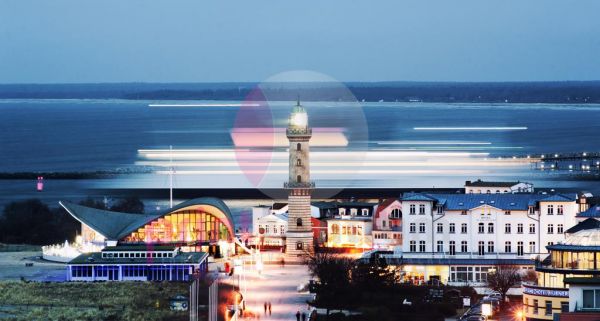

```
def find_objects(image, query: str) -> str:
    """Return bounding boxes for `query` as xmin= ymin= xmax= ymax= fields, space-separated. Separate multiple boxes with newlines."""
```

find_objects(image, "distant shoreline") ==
xmin=1 ymin=81 xmax=600 ymax=103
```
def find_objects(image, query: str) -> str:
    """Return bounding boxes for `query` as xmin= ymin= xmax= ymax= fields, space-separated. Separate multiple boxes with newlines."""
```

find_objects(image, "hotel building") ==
xmin=389 ymin=192 xmax=577 ymax=288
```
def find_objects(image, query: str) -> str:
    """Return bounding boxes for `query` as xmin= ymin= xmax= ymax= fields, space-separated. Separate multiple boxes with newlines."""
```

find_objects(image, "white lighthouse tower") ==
xmin=285 ymin=98 xmax=314 ymax=257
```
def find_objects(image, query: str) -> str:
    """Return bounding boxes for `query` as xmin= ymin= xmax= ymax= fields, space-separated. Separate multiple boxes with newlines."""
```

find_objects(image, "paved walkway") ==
xmin=235 ymin=262 xmax=314 ymax=321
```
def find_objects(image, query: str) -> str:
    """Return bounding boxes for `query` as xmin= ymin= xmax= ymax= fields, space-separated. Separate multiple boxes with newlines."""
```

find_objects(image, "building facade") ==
xmin=68 ymin=245 xmax=208 ymax=282
xmin=372 ymin=198 xmax=402 ymax=250
xmin=61 ymin=197 xmax=235 ymax=256
xmin=285 ymin=100 xmax=315 ymax=256
xmin=522 ymin=224 xmax=600 ymax=321
xmin=465 ymin=179 xmax=534 ymax=194
xmin=326 ymin=202 xmax=376 ymax=248
xmin=392 ymin=192 xmax=577 ymax=287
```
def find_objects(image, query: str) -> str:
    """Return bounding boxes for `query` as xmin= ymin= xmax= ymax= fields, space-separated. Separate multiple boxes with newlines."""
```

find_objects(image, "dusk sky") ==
xmin=1 ymin=0 xmax=600 ymax=83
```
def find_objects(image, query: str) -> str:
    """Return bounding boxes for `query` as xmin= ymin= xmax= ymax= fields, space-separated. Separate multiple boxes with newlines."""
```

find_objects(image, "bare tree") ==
xmin=486 ymin=265 xmax=521 ymax=300
xmin=521 ymin=269 xmax=538 ymax=285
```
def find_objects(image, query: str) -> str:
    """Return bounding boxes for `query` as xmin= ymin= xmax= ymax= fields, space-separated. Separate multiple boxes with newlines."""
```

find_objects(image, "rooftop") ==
xmin=69 ymin=251 xmax=208 ymax=265
xmin=565 ymin=218 xmax=600 ymax=234
xmin=564 ymin=277 xmax=600 ymax=285
xmin=402 ymin=192 xmax=575 ymax=211
xmin=465 ymin=179 xmax=522 ymax=187
xmin=60 ymin=197 xmax=234 ymax=240
xmin=577 ymin=206 xmax=600 ymax=218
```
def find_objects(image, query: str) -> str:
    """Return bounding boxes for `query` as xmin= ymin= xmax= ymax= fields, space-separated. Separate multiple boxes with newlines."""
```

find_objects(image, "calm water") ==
xmin=1 ymin=99 xmax=599 ymax=194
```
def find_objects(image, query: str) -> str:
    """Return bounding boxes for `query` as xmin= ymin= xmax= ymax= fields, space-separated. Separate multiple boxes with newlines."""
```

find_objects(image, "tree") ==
xmin=110 ymin=197 xmax=145 ymax=214
xmin=305 ymin=252 xmax=354 ymax=316
xmin=521 ymin=269 xmax=538 ymax=285
xmin=78 ymin=197 xmax=107 ymax=210
xmin=0 ymin=199 xmax=78 ymax=245
xmin=351 ymin=255 xmax=399 ymax=291
xmin=486 ymin=265 xmax=521 ymax=300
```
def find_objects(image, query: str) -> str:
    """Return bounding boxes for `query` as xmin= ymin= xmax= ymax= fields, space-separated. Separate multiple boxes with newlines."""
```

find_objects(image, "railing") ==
xmin=284 ymin=181 xmax=315 ymax=189
xmin=286 ymin=127 xmax=312 ymax=136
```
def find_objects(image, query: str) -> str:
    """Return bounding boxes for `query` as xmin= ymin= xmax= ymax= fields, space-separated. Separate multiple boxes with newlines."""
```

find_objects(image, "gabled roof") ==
xmin=375 ymin=198 xmax=401 ymax=219
xmin=539 ymin=194 xmax=575 ymax=202
xmin=565 ymin=218 xmax=600 ymax=234
xmin=311 ymin=201 xmax=338 ymax=210
xmin=60 ymin=197 xmax=234 ymax=241
xmin=401 ymin=193 xmax=437 ymax=201
xmin=465 ymin=180 xmax=521 ymax=187
xmin=577 ymin=206 xmax=600 ymax=218
xmin=271 ymin=203 xmax=288 ymax=210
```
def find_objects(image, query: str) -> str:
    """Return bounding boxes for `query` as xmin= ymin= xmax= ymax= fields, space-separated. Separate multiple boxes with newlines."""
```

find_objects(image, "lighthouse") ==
xmin=285 ymin=99 xmax=314 ymax=256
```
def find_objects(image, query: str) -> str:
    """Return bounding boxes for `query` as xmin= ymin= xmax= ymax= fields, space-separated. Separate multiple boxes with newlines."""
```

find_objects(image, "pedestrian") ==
xmin=268 ymin=302 xmax=272 ymax=315
xmin=264 ymin=302 xmax=267 ymax=315
xmin=301 ymin=312 xmax=306 ymax=321
xmin=295 ymin=310 xmax=301 ymax=321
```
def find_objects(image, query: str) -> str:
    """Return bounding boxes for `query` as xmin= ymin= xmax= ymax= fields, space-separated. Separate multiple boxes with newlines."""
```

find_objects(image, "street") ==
xmin=233 ymin=261 xmax=314 ymax=321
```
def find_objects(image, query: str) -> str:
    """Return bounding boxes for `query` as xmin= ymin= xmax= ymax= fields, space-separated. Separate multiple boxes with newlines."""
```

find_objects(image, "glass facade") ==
xmin=123 ymin=209 xmax=230 ymax=244
xmin=550 ymin=250 xmax=598 ymax=270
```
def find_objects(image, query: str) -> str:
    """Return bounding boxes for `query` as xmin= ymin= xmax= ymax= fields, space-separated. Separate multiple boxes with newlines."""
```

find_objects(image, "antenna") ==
xmin=169 ymin=145 xmax=173 ymax=208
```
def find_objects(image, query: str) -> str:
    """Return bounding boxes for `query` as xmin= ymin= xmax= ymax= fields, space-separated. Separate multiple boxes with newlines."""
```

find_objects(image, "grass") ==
xmin=0 ymin=244 xmax=41 ymax=252
xmin=0 ymin=281 xmax=190 ymax=321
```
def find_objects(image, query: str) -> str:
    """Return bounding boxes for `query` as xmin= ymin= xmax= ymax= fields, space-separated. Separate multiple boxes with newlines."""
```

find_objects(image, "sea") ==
xmin=1 ymin=99 xmax=600 ymax=226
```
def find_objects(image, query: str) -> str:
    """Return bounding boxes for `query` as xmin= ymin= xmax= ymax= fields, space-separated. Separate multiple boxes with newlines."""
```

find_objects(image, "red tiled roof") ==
xmin=375 ymin=198 xmax=398 ymax=218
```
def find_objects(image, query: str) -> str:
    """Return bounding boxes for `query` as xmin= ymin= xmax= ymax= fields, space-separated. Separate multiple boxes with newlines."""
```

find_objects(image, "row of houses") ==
xmin=249 ymin=181 xmax=600 ymax=290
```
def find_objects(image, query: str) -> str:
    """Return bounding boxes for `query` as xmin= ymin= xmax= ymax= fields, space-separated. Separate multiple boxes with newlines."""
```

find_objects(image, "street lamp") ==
xmin=516 ymin=309 xmax=525 ymax=321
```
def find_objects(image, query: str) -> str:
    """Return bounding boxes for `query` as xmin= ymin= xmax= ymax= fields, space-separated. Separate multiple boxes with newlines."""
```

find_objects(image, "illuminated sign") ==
xmin=523 ymin=286 xmax=569 ymax=298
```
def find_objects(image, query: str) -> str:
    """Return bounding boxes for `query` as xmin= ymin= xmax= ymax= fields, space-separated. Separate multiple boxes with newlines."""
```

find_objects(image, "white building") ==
xmin=326 ymin=202 xmax=376 ymax=248
xmin=465 ymin=179 xmax=534 ymax=194
xmin=390 ymin=192 xmax=577 ymax=287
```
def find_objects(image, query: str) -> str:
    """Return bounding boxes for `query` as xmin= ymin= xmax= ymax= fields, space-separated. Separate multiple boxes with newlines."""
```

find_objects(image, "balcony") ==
xmin=286 ymin=127 xmax=312 ymax=137
xmin=284 ymin=181 xmax=315 ymax=189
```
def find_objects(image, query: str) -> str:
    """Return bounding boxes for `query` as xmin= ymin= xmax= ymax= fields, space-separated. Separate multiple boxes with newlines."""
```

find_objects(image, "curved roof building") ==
xmin=60 ymin=197 xmax=235 ymax=247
